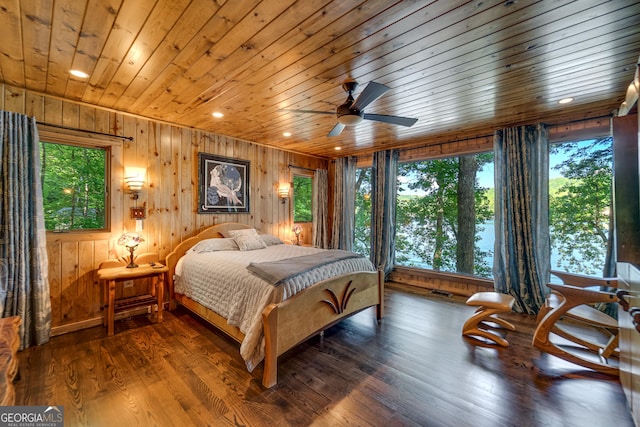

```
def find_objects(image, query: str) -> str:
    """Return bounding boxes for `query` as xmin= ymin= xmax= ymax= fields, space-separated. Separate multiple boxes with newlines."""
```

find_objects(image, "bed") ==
xmin=165 ymin=222 xmax=384 ymax=387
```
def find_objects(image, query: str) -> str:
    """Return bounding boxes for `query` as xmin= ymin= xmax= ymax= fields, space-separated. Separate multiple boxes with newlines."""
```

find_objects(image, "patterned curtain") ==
xmin=371 ymin=149 xmax=398 ymax=276
xmin=312 ymin=168 xmax=329 ymax=248
xmin=0 ymin=111 xmax=51 ymax=348
xmin=493 ymin=123 xmax=550 ymax=314
xmin=331 ymin=156 xmax=356 ymax=250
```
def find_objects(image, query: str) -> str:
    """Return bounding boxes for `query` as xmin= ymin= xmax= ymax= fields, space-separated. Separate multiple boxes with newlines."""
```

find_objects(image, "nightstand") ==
xmin=97 ymin=263 xmax=168 ymax=336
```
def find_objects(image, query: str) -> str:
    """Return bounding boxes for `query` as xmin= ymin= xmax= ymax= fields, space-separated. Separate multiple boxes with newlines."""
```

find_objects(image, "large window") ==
xmin=293 ymin=174 xmax=312 ymax=223
xmin=40 ymin=141 xmax=108 ymax=231
xmin=549 ymin=137 xmax=613 ymax=276
xmin=394 ymin=153 xmax=494 ymax=278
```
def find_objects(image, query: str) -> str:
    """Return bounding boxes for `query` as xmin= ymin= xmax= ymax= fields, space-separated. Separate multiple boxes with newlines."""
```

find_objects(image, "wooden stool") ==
xmin=462 ymin=292 xmax=516 ymax=347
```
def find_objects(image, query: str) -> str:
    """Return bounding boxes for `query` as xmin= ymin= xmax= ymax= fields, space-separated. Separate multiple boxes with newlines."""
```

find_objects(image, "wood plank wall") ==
xmin=1 ymin=82 xmax=612 ymax=334
xmin=1 ymin=83 xmax=326 ymax=334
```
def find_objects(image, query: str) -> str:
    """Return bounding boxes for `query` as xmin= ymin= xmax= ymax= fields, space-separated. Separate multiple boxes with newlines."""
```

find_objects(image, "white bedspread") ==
xmin=174 ymin=244 xmax=375 ymax=371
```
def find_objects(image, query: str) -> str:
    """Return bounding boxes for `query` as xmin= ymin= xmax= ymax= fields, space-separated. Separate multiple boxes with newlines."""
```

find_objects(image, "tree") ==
xmin=40 ymin=142 xmax=106 ymax=230
xmin=549 ymin=138 xmax=613 ymax=276
xmin=293 ymin=175 xmax=312 ymax=222
xmin=457 ymin=155 xmax=477 ymax=273
xmin=354 ymin=168 xmax=372 ymax=256
xmin=395 ymin=153 xmax=493 ymax=277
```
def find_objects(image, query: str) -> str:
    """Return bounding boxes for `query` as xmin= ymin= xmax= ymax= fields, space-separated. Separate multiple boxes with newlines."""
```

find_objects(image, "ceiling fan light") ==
xmin=337 ymin=114 xmax=363 ymax=126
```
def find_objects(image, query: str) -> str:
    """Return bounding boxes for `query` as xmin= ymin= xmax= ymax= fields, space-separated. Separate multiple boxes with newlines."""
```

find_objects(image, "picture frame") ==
xmin=198 ymin=152 xmax=250 ymax=213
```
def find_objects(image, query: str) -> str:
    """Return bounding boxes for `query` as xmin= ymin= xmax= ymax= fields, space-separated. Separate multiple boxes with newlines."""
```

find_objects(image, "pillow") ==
xmin=219 ymin=227 xmax=253 ymax=238
xmin=228 ymin=228 xmax=267 ymax=251
xmin=260 ymin=233 xmax=283 ymax=246
xmin=188 ymin=238 xmax=238 ymax=253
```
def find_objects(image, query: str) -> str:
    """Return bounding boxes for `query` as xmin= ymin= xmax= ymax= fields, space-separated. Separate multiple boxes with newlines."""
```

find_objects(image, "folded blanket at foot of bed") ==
xmin=246 ymin=249 xmax=364 ymax=285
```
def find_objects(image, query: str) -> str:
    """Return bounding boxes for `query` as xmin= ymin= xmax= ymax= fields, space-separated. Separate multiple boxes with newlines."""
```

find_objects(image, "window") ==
xmin=293 ymin=175 xmax=312 ymax=222
xmin=353 ymin=135 xmax=612 ymax=282
xmin=549 ymin=137 xmax=613 ymax=276
xmin=354 ymin=167 xmax=372 ymax=257
xmin=394 ymin=153 xmax=494 ymax=278
xmin=40 ymin=141 xmax=108 ymax=231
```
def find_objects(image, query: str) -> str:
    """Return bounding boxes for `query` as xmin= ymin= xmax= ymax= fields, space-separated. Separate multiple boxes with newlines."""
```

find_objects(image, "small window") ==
xmin=293 ymin=175 xmax=312 ymax=222
xmin=40 ymin=141 xmax=108 ymax=231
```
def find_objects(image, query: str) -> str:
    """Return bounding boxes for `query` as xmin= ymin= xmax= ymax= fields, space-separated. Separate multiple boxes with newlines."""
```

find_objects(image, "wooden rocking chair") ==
xmin=532 ymin=270 xmax=620 ymax=376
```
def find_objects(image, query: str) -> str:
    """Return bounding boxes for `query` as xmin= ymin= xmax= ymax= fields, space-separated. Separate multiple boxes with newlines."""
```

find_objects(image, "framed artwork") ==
xmin=198 ymin=153 xmax=250 ymax=213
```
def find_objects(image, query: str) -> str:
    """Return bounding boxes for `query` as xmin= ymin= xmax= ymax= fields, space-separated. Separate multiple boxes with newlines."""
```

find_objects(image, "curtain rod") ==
xmin=288 ymin=164 xmax=316 ymax=172
xmin=38 ymin=122 xmax=134 ymax=141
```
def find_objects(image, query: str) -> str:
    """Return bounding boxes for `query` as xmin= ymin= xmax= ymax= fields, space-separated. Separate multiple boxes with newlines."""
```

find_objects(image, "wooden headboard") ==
xmin=165 ymin=223 xmax=251 ymax=296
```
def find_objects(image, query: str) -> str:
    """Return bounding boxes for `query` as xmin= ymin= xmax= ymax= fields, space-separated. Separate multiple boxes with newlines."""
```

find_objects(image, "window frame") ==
xmin=39 ymin=127 xmax=115 ymax=235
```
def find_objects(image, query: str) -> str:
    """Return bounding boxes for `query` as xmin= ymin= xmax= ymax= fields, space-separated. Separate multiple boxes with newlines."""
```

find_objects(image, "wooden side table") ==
xmin=97 ymin=263 xmax=168 ymax=336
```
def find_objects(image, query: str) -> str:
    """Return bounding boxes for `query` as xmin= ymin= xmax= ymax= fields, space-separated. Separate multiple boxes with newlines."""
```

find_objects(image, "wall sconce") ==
xmin=124 ymin=167 xmax=146 ymax=200
xmin=278 ymin=183 xmax=290 ymax=203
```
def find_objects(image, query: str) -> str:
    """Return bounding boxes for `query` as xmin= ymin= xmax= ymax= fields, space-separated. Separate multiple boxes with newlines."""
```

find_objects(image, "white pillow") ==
xmin=228 ymin=228 xmax=267 ymax=251
xmin=188 ymin=238 xmax=238 ymax=253
xmin=260 ymin=234 xmax=283 ymax=246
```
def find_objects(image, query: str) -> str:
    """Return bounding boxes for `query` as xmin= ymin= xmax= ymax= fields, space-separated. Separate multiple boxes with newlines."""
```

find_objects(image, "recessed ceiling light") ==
xmin=212 ymin=112 xmax=224 ymax=118
xmin=70 ymin=69 xmax=89 ymax=78
xmin=558 ymin=97 xmax=574 ymax=104
xmin=334 ymin=147 xmax=342 ymax=151
xmin=283 ymin=132 xmax=291 ymax=137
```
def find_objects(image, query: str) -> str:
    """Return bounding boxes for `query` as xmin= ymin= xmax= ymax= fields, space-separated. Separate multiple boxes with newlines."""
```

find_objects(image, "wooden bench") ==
xmin=462 ymin=292 xmax=516 ymax=347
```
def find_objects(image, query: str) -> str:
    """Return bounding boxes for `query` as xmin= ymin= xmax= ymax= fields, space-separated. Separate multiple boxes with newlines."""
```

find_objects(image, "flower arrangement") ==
xmin=292 ymin=224 xmax=303 ymax=245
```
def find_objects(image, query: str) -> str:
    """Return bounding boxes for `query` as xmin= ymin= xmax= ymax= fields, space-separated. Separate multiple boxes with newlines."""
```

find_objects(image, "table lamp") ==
xmin=117 ymin=232 xmax=145 ymax=268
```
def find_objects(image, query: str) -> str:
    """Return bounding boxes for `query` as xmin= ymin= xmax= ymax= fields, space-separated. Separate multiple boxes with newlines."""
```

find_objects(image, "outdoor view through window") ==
xmin=293 ymin=175 xmax=312 ymax=223
xmin=354 ymin=137 xmax=613 ymax=280
xmin=40 ymin=141 xmax=107 ymax=231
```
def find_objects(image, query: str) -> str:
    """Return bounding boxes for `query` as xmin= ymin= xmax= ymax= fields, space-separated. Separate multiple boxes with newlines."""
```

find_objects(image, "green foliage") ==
xmin=549 ymin=138 xmax=612 ymax=275
xmin=293 ymin=175 xmax=312 ymax=223
xmin=354 ymin=168 xmax=372 ymax=256
xmin=353 ymin=139 xmax=612 ymax=280
xmin=40 ymin=142 xmax=106 ymax=231
xmin=394 ymin=153 xmax=494 ymax=277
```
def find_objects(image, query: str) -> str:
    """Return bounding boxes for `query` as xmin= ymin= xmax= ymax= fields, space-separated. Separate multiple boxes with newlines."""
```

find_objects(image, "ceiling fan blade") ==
xmin=327 ymin=123 xmax=345 ymax=137
xmin=280 ymin=108 xmax=335 ymax=115
xmin=352 ymin=81 xmax=390 ymax=111
xmin=363 ymin=113 xmax=418 ymax=127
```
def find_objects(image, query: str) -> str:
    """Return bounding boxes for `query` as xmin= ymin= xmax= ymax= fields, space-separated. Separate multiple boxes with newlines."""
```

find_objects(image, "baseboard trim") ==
xmin=50 ymin=305 xmax=161 ymax=337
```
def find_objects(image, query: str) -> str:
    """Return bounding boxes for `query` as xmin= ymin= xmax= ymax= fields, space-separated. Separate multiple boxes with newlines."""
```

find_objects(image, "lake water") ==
xmin=399 ymin=220 xmax=587 ymax=283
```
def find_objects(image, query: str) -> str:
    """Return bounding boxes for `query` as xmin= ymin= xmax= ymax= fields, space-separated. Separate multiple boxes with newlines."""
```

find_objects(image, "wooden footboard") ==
xmin=261 ymin=270 xmax=383 ymax=388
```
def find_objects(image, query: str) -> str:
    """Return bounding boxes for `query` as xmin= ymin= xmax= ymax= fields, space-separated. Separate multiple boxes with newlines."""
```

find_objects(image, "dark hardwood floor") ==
xmin=15 ymin=284 xmax=633 ymax=427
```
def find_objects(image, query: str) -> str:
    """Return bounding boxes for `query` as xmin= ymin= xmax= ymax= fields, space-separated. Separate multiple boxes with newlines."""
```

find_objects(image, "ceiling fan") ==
xmin=282 ymin=79 xmax=418 ymax=137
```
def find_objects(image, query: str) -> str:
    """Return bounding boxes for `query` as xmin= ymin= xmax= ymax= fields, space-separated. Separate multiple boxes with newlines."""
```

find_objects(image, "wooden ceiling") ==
xmin=1 ymin=1 xmax=639 ymax=158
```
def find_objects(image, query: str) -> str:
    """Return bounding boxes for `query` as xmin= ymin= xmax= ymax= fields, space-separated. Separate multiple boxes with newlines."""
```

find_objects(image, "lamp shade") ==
xmin=118 ymin=232 xmax=144 ymax=248
xmin=124 ymin=167 xmax=146 ymax=192
xmin=278 ymin=183 xmax=290 ymax=199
